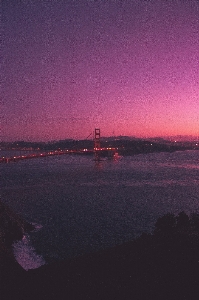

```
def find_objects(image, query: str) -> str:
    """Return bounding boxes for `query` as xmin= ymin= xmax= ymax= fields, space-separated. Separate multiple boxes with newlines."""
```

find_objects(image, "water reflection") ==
xmin=94 ymin=159 xmax=103 ymax=170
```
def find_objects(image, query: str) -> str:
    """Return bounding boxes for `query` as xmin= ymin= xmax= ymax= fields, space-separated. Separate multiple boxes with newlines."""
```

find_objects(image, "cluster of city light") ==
xmin=94 ymin=147 xmax=118 ymax=151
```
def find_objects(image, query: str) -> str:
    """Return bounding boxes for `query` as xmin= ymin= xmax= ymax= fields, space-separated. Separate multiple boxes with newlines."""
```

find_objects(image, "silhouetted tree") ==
xmin=154 ymin=213 xmax=176 ymax=235
xmin=190 ymin=213 xmax=199 ymax=231
xmin=176 ymin=211 xmax=190 ymax=230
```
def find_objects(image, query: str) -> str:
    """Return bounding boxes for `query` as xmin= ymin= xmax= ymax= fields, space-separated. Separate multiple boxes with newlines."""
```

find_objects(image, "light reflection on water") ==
xmin=1 ymin=150 xmax=199 ymax=264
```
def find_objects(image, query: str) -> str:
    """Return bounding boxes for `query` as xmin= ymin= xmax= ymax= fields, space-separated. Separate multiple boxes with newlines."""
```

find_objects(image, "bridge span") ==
xmin=0 ymin=147 xmax=118 ymax=163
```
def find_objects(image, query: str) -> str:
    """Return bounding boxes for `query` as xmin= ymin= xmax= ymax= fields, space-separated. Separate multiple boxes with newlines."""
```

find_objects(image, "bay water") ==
xmin=1 ymin=150 xmax=199 ymax=268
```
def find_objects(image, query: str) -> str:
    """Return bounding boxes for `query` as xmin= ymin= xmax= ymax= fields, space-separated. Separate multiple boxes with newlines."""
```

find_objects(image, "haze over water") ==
xmin=1 ymin=150 xmax=199 ymax=265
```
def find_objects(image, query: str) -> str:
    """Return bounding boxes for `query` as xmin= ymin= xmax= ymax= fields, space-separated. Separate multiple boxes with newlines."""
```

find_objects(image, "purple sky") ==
xmin=2 ymin=0 xmax=199 ymax=141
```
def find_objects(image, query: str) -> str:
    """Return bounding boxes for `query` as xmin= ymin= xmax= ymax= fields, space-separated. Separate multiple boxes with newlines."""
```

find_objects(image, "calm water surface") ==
xmin=1 ymin=150 xmax=199 ymax=265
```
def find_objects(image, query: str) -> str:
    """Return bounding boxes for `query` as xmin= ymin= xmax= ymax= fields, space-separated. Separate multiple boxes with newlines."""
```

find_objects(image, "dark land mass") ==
xmin=0 ymin=201 xmax=34 ymax=299
xmin=1 ymin=200 xmax=199 ymax=300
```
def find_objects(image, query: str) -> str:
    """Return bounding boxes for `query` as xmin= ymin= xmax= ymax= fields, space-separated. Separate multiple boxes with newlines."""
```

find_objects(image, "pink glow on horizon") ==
xmin=2 ymin=0 xmax=199 ymax=142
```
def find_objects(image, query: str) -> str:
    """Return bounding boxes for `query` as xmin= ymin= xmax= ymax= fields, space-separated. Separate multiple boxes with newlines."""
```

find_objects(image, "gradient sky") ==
xmin=2 ymin=0 xmax=199 ymax=141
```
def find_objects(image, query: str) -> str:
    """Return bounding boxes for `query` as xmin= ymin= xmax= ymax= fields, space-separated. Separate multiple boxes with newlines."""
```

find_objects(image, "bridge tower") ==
xmin=94 ymin=128 xmax=100 ymax=160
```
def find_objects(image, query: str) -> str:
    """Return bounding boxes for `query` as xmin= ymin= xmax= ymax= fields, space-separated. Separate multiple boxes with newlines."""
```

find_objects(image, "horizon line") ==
xmin=1 ymin=134 xmax=199 ymax=144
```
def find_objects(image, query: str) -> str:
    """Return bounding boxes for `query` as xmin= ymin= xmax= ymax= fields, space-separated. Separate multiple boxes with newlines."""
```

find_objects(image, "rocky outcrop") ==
xmin=0 ymin=200 xmax=34 ymax=248
xmin=0 ymin=200 xmax=35 ymax=300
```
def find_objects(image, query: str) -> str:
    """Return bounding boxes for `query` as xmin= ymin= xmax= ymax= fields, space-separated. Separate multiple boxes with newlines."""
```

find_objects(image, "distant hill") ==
xmin=1 ymin=136 xmax=198 ymax=153
xmin=160 ymin=135 xmax=199 ymax=142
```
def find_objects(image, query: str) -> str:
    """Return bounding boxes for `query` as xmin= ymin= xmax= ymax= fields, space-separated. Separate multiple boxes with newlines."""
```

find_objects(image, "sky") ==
xmin=2 ymin=0 xmax=199 ymax=141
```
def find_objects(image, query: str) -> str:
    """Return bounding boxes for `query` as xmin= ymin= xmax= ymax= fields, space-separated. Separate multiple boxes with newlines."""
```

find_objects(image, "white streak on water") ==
xmin=13 ymin=233 xmax=45 ymax=271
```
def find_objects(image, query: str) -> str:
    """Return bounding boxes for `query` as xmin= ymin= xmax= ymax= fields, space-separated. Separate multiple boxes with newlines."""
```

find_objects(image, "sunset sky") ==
xmin=2 ymin=0 xmax=199 ymax=141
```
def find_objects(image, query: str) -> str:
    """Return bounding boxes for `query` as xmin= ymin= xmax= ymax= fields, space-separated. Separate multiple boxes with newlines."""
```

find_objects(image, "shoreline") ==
xmin=0 ymin=200 xmax=34 ymax=252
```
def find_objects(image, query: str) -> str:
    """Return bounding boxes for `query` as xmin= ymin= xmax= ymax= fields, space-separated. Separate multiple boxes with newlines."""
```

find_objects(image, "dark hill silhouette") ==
xmin=1 ymin=202 xmax=199 ymax=300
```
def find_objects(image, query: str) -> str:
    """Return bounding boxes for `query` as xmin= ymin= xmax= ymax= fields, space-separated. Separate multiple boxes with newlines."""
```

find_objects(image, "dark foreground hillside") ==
xmin=1 ymin=200 xmax=199 ymax=300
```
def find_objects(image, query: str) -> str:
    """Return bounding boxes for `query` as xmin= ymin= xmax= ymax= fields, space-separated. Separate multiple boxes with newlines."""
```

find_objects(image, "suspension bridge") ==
xmin=0 ymin=129 xmax=118 ymax=163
